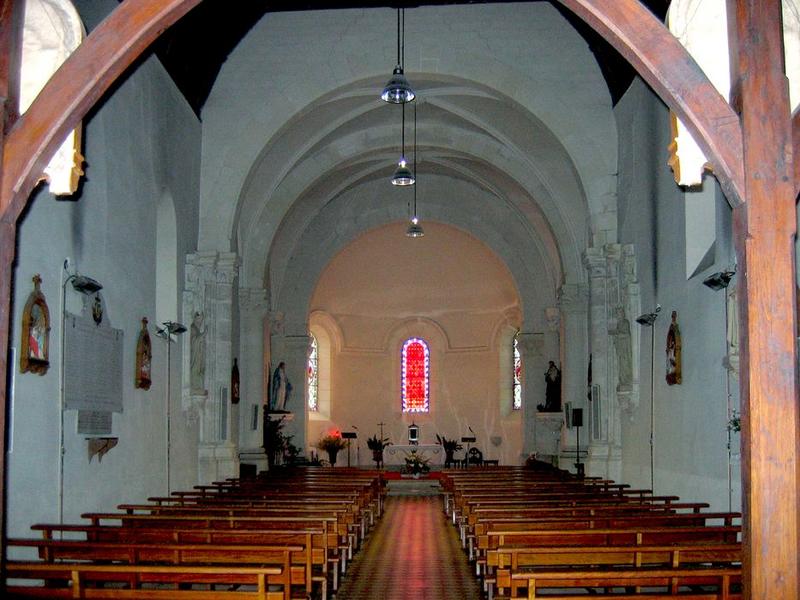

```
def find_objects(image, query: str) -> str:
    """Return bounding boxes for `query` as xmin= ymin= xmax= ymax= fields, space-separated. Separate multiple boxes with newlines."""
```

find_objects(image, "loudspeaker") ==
xmin=572 ymin=408 xmax=583 ymax=428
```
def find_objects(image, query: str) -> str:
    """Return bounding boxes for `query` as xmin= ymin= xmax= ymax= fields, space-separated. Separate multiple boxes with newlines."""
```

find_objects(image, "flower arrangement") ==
xmin=403 ymin=449 xmax=431 ymax=476
xmin=316 ymin=433 xmax=347 ymax=453
xmin=316 ymin=432 xmax=347 ymax=467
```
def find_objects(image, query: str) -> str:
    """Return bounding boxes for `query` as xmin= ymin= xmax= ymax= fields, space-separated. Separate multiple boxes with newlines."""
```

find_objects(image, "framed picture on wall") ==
xmin=20 ymin=274 xmax=50 ymax=375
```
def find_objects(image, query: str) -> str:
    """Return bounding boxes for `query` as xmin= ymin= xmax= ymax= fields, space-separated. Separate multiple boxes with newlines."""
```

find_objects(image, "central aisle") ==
xmin=335 ymin=495 xmax=482 ymax=600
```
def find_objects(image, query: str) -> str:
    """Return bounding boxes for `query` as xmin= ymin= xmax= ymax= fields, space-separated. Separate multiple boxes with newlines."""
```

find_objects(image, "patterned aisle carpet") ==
xmin=334 ymin=496 xmax=482 ymax=600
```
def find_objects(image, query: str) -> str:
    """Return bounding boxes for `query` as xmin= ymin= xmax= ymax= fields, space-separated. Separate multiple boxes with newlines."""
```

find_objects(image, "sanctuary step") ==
xmin=387 ymin=479 xmax=442 ymax=496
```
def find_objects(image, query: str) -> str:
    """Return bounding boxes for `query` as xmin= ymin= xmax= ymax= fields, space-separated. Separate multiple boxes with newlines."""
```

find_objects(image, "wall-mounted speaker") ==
xmin=572 ymin=408 xmax=583 ymax=428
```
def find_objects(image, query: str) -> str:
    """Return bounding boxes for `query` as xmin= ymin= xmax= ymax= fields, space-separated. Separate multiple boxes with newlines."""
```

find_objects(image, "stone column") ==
xmin=237 ymin=287 xmax=269 ymax=471
xmin=556 ymin=283 xmax=589 ymax=472
xmin=269 ymin=333 xmax=311 ymax=454
xmin=183 ymin=252 xmax=240 ymax=485
xmin=516 ymin=332 xmax=545 ymax=458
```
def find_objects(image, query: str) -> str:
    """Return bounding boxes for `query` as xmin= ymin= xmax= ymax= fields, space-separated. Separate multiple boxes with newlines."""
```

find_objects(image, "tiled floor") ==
xmin=334 ymin=496 xmax=482 ymax=599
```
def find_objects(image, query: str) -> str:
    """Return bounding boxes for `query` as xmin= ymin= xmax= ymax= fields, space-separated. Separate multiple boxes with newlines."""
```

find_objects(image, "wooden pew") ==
xmin=509 ymin=565 xmax=742 ymax=599
xmin=30 ymin=523 xmax=337 ymax=594
xmin=6 ymin=538 xmax=317 ymax=597
xmin=5 ymin=562 xmax=286 ymax=599
xmin=466 ymin=511 xmax=740 ymax=560
xmin=486 ymin=542 xmax=742 ymax=599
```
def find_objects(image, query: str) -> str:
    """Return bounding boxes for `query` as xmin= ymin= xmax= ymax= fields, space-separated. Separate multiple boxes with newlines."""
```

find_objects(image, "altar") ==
xmin=383 ymin=444 xmax=444 ymax=467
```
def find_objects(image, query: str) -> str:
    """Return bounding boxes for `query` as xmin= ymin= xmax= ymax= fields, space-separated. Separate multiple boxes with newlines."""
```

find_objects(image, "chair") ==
xmin=466 ymin=447 xmax=483 ymax=467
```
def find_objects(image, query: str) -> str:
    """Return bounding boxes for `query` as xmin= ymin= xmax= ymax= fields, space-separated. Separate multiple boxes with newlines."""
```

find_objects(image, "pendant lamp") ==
xmin=392 ymin=102 xmax=415 ymax=186
xmin=381 ymin=8 xmax=415 ymax=104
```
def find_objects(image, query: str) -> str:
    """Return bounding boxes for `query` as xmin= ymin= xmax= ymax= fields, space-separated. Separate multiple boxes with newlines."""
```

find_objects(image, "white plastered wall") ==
xmin=615 ymin=78 xmax=739 ymax=510
xmin=7 ymin=0 xmax=201 ymax=537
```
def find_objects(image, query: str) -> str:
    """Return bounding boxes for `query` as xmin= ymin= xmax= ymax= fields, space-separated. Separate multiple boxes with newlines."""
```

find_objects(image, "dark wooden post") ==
xmin=793 ymin=108 xmax=799 ymax=199
xmin=0 ymin=0 xmax=24 ymax=564
xmin=728 ymin=1 xmax=799 ymax=598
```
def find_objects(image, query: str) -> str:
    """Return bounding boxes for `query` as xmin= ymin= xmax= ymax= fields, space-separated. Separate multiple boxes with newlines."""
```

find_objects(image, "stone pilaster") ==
xmin=580 ymin=244 xmax=643 ymax=482
xmin=556 ymin=283 xmax=589 ymax=472
xmin=582 ymin=246 xmax=617 ymax=480
xmin=183 ymin=252 xmax=240 ymax=484
xmin=238 ymin=287 xmax=270 ymax=458
xmin=515 ymin=332 xmax=545 ymax=459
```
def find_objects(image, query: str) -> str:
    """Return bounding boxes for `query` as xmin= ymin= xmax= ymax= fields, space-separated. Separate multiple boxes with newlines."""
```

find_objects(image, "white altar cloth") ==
xmin=384 ymin=444 xmax=444 ymax=466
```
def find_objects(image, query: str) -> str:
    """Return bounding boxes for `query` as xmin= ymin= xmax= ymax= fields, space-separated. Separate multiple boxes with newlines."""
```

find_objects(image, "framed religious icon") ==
xmin=20 ymin=274 xmax=51 ymax=375
xmin=135 ymin=318 xmax=152 ymax=390
xmin=666 ymin=310 xmax=682 ymax=385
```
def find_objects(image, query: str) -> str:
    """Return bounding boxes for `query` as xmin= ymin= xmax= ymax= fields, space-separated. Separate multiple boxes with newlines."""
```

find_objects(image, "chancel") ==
xmin=1 ymin=1 xmax=798 ymax=598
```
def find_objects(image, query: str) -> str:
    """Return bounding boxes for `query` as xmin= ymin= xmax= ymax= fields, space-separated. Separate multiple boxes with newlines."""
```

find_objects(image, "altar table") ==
xmin=383 ymin=444 xmax=444 ymax=466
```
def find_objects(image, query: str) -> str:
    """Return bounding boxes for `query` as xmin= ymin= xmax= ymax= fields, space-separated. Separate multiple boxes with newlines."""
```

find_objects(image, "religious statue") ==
xmin=611 ymin=306 xmax=633 ymax=388
xmin=666 ymin=311 xmax=682 ymax=385
xmin=270 ymin=361 xmax=292 ymax=412
xmin=135 ymin=317 xmax=152 ymax=390
xmin=190 ymin=311 xmax=206 ymax=394
xmin=539 ymin=361 xmax=562 ymax=412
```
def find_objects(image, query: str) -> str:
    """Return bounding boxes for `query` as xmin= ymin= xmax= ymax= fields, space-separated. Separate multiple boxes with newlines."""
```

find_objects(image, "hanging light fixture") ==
xmin=392 ymin=101 xmax=415 ymax=186
xmin=381 ymin=8 xmax=415 ymax=104
xmin=406 ymin=102 xmax=424 ymax=237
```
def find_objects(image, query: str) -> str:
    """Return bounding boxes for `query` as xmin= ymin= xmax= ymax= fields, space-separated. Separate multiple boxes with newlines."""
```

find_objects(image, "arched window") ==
xmin=307 ymin=334 xmax=319 ymax=412
xmin=513 ymin=334 xmax=522 ymax=410
xmin=401 ymin=337 xmax=430 ymax=413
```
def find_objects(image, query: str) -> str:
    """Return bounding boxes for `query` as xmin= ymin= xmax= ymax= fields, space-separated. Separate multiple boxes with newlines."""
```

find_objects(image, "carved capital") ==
xmin=557 ymin=284 xmax=588 ymax=314
xmin=185 ymin=252 xmax=240 ymax=286
xmin=544 ymin=307 xmax=560 ymax=331
xmin=516 ymin=332 xmax=544 ymax=356
xmin=583 ymin=247 xmax=607 ymax=278
xmin=268 ymin=311 xmax=286 ymax=336
xmin=239 ymin=287 xmax=269 ymax=312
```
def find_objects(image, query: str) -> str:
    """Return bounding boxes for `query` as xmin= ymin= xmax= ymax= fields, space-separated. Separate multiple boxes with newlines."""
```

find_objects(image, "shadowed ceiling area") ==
xmin=153 ymin=0 xmax=671 ymax=115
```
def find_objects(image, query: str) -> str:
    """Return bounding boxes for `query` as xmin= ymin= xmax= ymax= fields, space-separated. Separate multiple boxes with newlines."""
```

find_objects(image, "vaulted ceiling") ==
xmin=152 ymin=0 xmax=671 ymax=115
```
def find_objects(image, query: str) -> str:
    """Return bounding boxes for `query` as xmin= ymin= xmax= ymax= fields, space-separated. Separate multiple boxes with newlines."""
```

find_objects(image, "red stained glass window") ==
xmin=402 ymin=338 xmax=429 ymax=413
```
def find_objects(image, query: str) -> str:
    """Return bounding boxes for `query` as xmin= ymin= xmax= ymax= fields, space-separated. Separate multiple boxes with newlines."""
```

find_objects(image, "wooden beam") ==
xmin=0 ymin=0 xmax=201 ymax=225
xmin=0 ymin=0 xmax=24 ymax=565
xmin=728 ymin=1 xmax=799 ymax=599
xmin=558 ymin=0 xmax=745 ymax=207
xmin=793 ymin=106 xmax=799 ymax=200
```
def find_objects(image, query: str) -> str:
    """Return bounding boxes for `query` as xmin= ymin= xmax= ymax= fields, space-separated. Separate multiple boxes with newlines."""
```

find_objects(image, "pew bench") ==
xmin=5 ymin=562 xmax=287 ymax=599
xmin=485 ymin=543 xmax=741 ymax=600
xmin=508 ymin=565 xmax=742 ymax=599
xmin=6 ymin=539 xmax=319 ymax=597
xmin=29 ymin=523 xmax=336 ymax=594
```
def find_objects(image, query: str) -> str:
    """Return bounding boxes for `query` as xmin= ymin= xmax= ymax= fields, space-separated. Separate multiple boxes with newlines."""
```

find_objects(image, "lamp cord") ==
xmin=396 ymin=8 xmax=401 ymax=66
xmin=413 ymin=101 xmax=417 ymax=216
xmin=400 ymin=8 xmax=405 ymax=68
xmin=401 ymin=101 xmax=405 ymax=160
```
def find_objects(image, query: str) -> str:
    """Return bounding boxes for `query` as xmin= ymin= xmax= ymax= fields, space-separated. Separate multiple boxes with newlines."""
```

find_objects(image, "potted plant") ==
xmin=436 ymin=434 xmax=463 ymax=468
xmin=366 ymin=434 xmax=392 ymax=468
xmin=263 ymin=415 xmax=288 ymax=469
xmin=316 ymin=433 xmax=347 ymax=467
xmin=403 ymin=450 xmax=431 ymax=478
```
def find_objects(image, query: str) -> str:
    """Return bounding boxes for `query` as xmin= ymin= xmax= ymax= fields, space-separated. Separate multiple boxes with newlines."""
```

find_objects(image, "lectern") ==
xmin=461 ymin=436 xmax=476 ymax=467
xmin=342 ymin=431 xmax=357 ymax=467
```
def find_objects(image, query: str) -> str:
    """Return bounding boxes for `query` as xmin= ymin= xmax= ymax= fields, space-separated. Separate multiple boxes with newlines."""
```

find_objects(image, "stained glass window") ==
xmin=402 ymin=337 xmax=430 ymax=413
xmin=513 ymin=334 xmax=522 ymax=410
xmin=307 ymin=334 xmax=319 ymax=412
